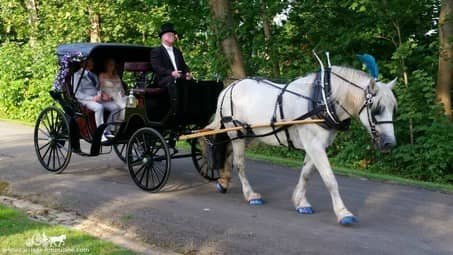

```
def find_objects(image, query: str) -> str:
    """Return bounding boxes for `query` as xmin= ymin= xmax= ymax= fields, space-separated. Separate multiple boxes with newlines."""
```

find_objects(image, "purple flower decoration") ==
xmin=53 ymin=52 xmax=84 ymax=91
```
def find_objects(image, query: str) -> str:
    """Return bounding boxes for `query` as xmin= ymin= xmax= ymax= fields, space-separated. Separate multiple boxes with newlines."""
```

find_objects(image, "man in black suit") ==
xmin=151 ymin=23 xmax=192 ymax=87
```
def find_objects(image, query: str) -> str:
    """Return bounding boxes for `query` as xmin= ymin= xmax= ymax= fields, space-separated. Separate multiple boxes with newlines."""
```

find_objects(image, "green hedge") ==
xmin=0 ymin=42 xmax=55 ymax=121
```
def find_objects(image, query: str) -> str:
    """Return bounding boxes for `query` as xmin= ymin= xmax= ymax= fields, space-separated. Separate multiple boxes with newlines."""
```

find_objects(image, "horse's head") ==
xmin=357 ymin=78 xmax=397 ymax=153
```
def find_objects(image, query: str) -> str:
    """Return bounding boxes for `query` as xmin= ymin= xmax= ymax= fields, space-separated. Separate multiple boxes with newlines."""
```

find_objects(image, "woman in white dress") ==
xmin=99 ymin=58 xmax=127 ymax=123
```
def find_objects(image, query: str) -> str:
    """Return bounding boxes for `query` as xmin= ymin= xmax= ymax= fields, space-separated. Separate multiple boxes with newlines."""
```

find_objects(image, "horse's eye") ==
xmin=371 ymin=106 xmax=382 ymax=116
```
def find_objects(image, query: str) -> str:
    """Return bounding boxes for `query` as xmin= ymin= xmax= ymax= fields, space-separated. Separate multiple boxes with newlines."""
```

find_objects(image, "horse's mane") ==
xmin=331 ymin=66 xmax=371 ymax=89
xmin=374 ymin=82 xmax=398 ymax=112
xmin=331 ymin=65 xmax=396 ymax=115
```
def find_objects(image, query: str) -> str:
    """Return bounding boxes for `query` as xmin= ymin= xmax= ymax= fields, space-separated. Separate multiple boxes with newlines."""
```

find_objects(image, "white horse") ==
xmin=205 ymin=65 xmax=397 ymax=225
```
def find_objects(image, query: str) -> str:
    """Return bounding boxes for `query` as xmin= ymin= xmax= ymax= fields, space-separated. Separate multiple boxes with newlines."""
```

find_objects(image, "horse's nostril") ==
xmin=383 ymin=142 xmax=395 ymax=150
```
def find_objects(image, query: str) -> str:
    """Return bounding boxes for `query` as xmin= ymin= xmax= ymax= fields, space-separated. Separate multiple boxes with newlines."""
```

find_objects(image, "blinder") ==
xmin=357 ymin=86 xmax=394 ymax=143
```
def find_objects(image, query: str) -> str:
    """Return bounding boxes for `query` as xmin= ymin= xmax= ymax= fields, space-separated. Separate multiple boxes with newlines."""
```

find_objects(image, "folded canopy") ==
xmin=56 ymin=43 xmax=153 ymax=63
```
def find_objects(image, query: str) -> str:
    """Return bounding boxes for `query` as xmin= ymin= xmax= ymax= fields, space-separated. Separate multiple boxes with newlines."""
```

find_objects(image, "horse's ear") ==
xmin=387 ymin=77 xmax=397 ymax=90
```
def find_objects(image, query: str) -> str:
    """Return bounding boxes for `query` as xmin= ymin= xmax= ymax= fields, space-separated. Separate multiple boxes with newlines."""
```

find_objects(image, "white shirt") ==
xmin=163 ymin=44 xmax=177 ymax=71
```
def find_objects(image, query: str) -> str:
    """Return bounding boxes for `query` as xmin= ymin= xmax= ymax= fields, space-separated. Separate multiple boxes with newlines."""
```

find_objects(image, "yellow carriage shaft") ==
xmin=179 ymin=119 xmax=325 ymax=140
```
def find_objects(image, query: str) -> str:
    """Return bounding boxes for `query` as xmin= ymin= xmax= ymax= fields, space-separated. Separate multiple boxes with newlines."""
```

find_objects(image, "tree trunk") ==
xmin=24 ymin=0 xmax=38 ymax=46
xmin=437 ymin=0 xmax=453 ymax=119
xmin=209 ymin=0 xmax=246 ymax=79
xmin=88 ymin=6 xmax=101 ymax=43
xmin=261 ymin=1 xmax=280 ymax=77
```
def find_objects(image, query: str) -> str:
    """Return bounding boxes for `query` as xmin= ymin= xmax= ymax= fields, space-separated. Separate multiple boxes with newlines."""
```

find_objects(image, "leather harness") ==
xmin=219 ymin=68 xmax=392 ymax=146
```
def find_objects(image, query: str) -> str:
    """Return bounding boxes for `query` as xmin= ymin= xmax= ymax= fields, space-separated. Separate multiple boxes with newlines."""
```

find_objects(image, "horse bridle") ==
xmin=331 ymin=72 xmax=394 ymax=143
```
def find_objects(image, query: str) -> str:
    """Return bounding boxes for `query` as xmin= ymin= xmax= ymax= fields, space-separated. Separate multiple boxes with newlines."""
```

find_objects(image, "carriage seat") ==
xmin=132 ymin=87 xmax=167 ymax=97
xmin=124 ymin=62 xmax=152 ymax=72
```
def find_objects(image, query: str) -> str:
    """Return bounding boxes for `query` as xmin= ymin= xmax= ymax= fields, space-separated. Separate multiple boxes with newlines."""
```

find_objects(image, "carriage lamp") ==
xmin=126 ymin=89 xmax=138 ymax=108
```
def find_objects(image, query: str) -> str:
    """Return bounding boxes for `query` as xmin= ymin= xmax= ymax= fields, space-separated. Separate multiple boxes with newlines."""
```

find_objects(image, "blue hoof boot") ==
xmin=296 ymin=207 xmax=314 ymax=214
xmin=339 ymin=216 xmax=358 ymax=226
xmin=249 ymin=198 xmax=265 ymax=205
xmin=215 ymin=182 xmax=227 ymax=194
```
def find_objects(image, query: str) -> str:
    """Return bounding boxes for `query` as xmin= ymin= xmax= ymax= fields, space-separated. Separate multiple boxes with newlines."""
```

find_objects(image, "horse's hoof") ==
xmin=215 ymin=182 xmax=227 ymax=194
xmin=296 ymin=207 xmax=314 ymax=214
xmin=339 ymin=216 xmax=358 ymax=226
xmin=249 ymin=198 xmax=265 ymax=205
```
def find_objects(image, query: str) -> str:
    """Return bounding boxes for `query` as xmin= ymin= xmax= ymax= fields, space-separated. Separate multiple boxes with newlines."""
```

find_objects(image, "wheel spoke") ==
xmin=39 ymin=141 xmax=51 ymax=151
xmin=42 ymin=116 xmax=51 ymax=134
xmin=145 ymin=167 xmax=150 ymax=188
xmin=132 ymin=143 xmax=142 ymax=161
xmin=150 ymin=166 xmax=159 ymax=185
xmin=38 ymin=128 xmax=51 ymax=138
xmin=46 ymin=111 xmax=54 ymax=133
xmin=54 ymin=145 xmax=62 ymax=168
xmin=191 ymin=139 xmax=219 ymax=181
xmin=135 ymin=136 xmax=146 ymax=154
xmin=152 ymin=154 xmax=166 ymax=161
xmin=138 ymin=165 xmax=147 ymax=184
xmin=142 ymin=133 xmax=149 ymax=152
xmin=56 ymin=142 xmax=69 ymax=152
xmin=129 ymin=159 xmax=142 ymax=167
xmin=52 ymin=145 xmax=57 ymax=170
xmin=119 ymin=144 xmax=126 ymax=155
xmin=133 ymin=164 xmax=146 ymax=178
xmin=41 ymin=142 xmax=53 ymax=161
xmin=50 ymin=110 xmax=57 ymax=131
xmin=46 ymin=145 xmax=54 ymax=169
xmin=153 ymin=164 xmax=165 ymax=180
xmin=54 ymin=117 xmax=63 ymax=134
xmin=114 ymin=144 xmax=127 ymax=163
xmin=151 ymin=143 xmax=163 ymax=156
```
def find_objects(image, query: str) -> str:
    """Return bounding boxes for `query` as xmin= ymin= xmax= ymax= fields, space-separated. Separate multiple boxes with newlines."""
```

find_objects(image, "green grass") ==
xmin=0 ymin=204 xmax=135 ymax=255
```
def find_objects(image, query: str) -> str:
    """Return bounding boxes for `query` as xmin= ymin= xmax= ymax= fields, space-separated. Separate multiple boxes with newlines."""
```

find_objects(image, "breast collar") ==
xmin=312 ymin=68 xmax=351 ymax=130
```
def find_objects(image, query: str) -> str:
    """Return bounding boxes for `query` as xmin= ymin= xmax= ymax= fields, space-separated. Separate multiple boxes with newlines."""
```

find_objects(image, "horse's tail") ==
xmin=205 ymin=87 xmax=227 ymax=130
xmin=205 ymin=109 xmax=222 ymax=130
xmin=205 ymin=79 xmax=243 ymax=130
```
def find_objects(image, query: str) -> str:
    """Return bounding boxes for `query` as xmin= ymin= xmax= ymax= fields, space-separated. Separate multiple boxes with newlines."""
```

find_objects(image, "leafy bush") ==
xmin=0 ymin=42 xmax=55 ymax=121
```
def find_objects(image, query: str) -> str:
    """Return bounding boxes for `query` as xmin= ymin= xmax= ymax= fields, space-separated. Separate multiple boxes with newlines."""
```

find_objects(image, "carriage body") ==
xmin=34 ymin=43 xmax=223 ymax=192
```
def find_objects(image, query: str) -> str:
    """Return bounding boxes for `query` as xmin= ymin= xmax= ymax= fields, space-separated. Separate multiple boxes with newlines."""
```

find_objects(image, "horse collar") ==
xmin=312 ymin=69 xmax=351 ymax=131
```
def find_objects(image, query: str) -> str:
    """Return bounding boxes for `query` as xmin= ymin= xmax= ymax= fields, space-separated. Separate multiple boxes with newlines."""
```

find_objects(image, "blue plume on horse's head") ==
xmin=357 ymin=54 xmax=379 ymax=80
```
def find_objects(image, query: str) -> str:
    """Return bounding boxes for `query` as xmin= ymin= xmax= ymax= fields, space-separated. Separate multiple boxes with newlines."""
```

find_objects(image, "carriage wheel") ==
xmin=191 ymin=138 xmax=219 ymax=181
xmin=113 ymin=143 xmax=127 ymax=163
xmin=34 ymin=106 xmax=72 ymax=173
xmin=126 ymin=128 xmax=171 ymax=192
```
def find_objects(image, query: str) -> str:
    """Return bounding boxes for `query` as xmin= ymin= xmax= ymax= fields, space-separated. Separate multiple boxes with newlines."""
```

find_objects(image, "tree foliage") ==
xmin=0 ymin=0 xmax=451 ymax=183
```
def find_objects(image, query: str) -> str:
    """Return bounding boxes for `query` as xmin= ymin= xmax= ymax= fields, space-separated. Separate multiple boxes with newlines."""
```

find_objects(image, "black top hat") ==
xmin=159 ymin=23 xmax=177 ymax=37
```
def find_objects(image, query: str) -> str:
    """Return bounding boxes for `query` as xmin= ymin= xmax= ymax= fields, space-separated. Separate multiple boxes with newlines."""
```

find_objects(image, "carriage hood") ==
xmin=56 ymin=43 xmax=153 ymax=63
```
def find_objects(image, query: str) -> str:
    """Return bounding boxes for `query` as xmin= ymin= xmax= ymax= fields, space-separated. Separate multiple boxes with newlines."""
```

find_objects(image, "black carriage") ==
xmin=34 ymin=43 xmax=224 ymax=192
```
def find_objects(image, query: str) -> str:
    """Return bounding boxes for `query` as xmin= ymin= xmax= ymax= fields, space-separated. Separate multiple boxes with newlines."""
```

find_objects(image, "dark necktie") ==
xmin=86 ymin=71 xmax=97 ymax=86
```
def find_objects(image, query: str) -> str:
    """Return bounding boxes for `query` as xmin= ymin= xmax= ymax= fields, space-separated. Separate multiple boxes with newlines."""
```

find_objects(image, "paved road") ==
xmin=1 ymin=120 xmax=452 ymax=255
